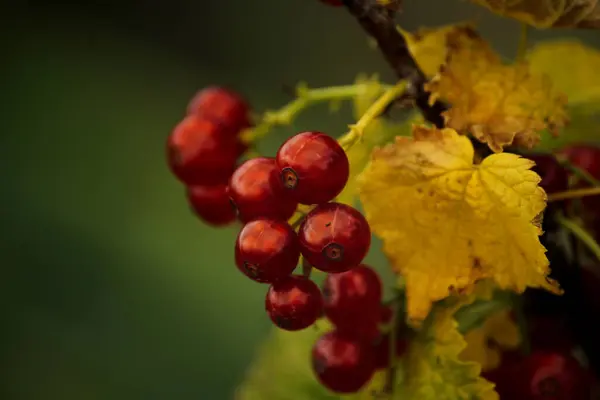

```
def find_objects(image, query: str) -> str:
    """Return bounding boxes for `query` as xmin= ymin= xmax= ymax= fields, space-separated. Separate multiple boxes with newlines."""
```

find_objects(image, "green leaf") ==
xmin=527 ymin=40 xmax=600 ymax=151
xmin=337 ymin=75 xmax=418 ymax=207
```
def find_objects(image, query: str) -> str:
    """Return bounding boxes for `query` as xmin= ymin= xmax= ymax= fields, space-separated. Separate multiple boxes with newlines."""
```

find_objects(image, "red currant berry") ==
xmin=228 ymin=157 xmax=298 ymax=223
xmin=235 ymin=219 xmax=300 ymax=283
xmin=528 ymin=316 xmax=574 ymax=353
xmin=527 ymin=153 xmax=569 ymax=194
xmin=298 ymin=203 xmax=371 ymax=273
xmin=265 ymin=275 xmax=323 ymax=331
xmin=312 ymin=331 xmax=376 ymax=394
xmin=276 ymin=131 xmax=350 ymax=205
xmin=187 ymin=86 xmax=251 ymax=133
xmin=514 ymin=351 xmax=591 ymax=400
xmin=186 ymin=184 xmax=236 ymax=226
xmin=322 ymin=265 xmax=382 ymax=329
xmin=319 ymin=0 xmax=344 ymax=6
xmin=166 ymin=116 xmax=242 ymax=185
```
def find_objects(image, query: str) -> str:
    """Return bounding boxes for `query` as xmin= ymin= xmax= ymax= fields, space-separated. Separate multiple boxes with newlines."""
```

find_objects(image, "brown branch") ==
xmin=342 ymin=0 xmax=446 ymax=128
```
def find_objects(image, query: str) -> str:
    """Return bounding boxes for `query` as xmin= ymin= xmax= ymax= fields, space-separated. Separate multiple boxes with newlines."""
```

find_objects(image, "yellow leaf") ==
xmin=358 ymin=125 xmax=561 ymax=322
xmin=336 ymin=74 xmax=415 ymax=207
xmin=397 ymin=287 xmax=499 ymax=400
xmin=424 ymin=28 xmax=568 ymax=153
xmin=399 ymin=24 xmax=474 ymax=78
xmin=470 ymin=0 xmax=600 ymax=29
xmin=528 ymin=40 xmax=600 ymax=108
xmin=460 ymin=309 xmax=521 ymax=371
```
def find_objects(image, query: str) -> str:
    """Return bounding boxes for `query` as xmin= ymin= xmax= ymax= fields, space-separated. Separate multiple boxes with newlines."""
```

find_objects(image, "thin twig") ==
xmin=342 ymin=0 xmax=447 ymax=128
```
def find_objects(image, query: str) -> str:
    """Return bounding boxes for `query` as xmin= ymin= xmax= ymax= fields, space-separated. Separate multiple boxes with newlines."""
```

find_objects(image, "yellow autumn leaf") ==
xmin=424 ymin=28 xmax=568 ymax=153
xmin=399 ymin=23 xmax=474 ymax=78
xmin=471 ymin=0 xmax=600 ymax=29
xmin=358 ymin=125 xmax=561 ymax=322
xmin=396 ymin=286 xmax=499 ymax=400
xmin=460 ymin=309 xmax=521 ymax=371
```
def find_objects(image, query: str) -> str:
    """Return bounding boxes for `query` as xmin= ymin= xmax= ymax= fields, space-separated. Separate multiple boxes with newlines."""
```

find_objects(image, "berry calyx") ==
xmin=298 ymin=203 xmax=371 ymax=273
xmin=276 ymin=131 xmax=350 ymax=205
xmin=166 ymin=116 xmax=242 ymax=185
xmin=322 ymin=265 xmax=382 ymax=331
xmin=228 ymin=157 xmax=298 ymax=223
xmin=312 ymin=331 xmax=376 ymax=394
xmin=527 ymin=153 xmax=569 ymax=194
xmin=234 ymin=219 xmax=300 ymax=283
xmin=186 ymin=184 xmax=237 ymax=226
xmin=187 ymin=86 xmax=251 ymax=133
xmin=515 ymin=351 xmax=591 ymax=400
xmin=265 ymin=275 xmax=323 ymax=331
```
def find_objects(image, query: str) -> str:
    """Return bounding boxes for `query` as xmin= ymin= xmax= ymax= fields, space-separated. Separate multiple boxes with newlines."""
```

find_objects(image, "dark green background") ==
xmin=2 ymin=1 xmax=598 ymax=399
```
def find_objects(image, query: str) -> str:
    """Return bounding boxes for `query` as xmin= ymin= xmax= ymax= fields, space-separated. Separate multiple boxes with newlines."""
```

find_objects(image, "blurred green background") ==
xmin=2 ymin=1 xmax=599 ymax=399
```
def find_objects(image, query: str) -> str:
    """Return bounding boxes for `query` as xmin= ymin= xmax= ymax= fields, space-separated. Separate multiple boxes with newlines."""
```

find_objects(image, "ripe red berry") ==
xmin=235 ymin=219 xmax=300 ymax=283
xmin=187 ymin=86 xmax=251 ymax=133
xmin=276 ymin=131 xmax=350 ymax=205
xmin=322 ymin=265 xmax=382 ymax=330
xmin=186 ymin=184 xmax=237 ymax=226
xmin=312 ymin=331 xmax=376 ymax=394
xmin=228 ymin=157 xmax=298 ymax=223
xmin=298 ymin=203 xmax=371 ymax=273
xmin=513 ymin=351 xmax=591 ymax=400
xmin=265 ymin=275 xmax=323 ymax=331
xmin=527 ymin=153 xmax=569 ymax=194
xmin=166 ymin=116 xmax=242 ymax=185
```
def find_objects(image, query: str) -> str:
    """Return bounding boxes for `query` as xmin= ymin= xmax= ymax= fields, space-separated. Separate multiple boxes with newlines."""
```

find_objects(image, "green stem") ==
xmin=242 ymin=83 xmax=392 ymax=143
xmin=554 ymin=155 xmax=600 ymax=187
xmin=555 ymin=213 xmax=600 ymax=263
xmin=337 ymin=80 xmax=407 ymax=150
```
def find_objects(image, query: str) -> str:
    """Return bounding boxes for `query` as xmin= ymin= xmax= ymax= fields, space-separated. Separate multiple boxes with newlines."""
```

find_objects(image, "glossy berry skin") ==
xmin=276 ymin=131 xmax=350 ymax=205
xmin=298 ymin=203 xmax=371 ymax=273
xmin=265 ymin=275 xmax=323 ymax=331
xmin=322 ymin=265 xmax=382 ymax=331
xmin=527 ymin=153 xmax=569 ymax=194
xmin=186 ymin=184 xmax=236 ymax=226
xmin=187 ymin=86 xmax=251 ymax=133
xmin=513 ymin=351 xmax=591 ymax=400
xmin=228 ymin=157 xmax=298 ymax=223
xmin=312 ymin=331 xmax=376 ymax=394
xmin=167 ymin=116 xmax=242 ymax=185
xmin=235 ymin=219 xmax=300 ymax=283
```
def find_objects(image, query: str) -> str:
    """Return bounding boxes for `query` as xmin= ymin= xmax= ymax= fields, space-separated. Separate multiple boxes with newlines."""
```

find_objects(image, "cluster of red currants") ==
xmin=167 ymin=86 xmax=405 ymax=394
xmin=166 ymin=86 xmax=252 ymax=226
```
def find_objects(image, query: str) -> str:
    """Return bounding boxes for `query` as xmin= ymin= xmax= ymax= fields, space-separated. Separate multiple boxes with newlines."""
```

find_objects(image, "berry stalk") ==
xmin=241 ymin=82 xmax=393 ymax=143
xmin=337 ymin=80 xmax=406 ymax=150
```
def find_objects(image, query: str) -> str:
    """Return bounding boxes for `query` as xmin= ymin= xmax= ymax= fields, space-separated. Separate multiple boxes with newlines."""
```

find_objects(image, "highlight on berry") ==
xmin=166 ymin=1 xmax=600 ymax=398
